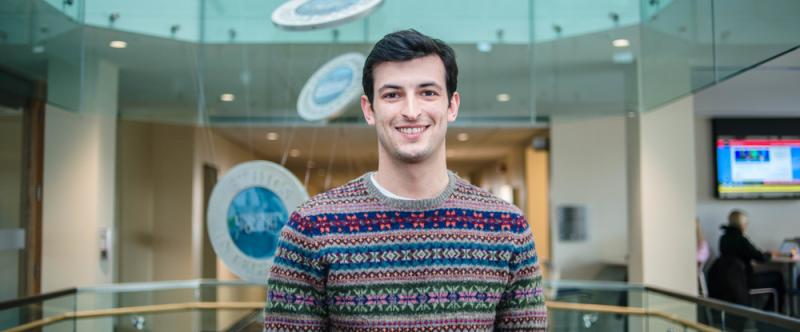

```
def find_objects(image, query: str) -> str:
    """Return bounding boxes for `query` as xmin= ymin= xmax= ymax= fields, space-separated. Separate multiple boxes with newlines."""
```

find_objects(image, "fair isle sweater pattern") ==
xmin=264 ymin=172 xmax=547 ymax=331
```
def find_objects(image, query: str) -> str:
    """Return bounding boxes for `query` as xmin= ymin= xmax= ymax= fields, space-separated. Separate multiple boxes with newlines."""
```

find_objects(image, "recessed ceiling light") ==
xmin=497 ymin=93 xmax=510 ymax=102
xmin=220 ymin=93 xmax=235 ymax=102
xmin=266 ymin=132 xmax=279 ymax=141
xmin=456 ymin=133 xmax=469 ymax=142
xmin=109 ymin=40 xmax=127 ymax=49
xmin=289 ymin=149 xmax=301 ymax=157
xmin=476 ymin=41 xmax=492 ymax=53
xmin=612 ymin=39 xmax=630 ymax=48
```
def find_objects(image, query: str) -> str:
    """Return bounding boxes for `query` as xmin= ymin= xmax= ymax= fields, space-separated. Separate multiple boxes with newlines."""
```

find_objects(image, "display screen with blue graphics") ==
xmin=313 ymin=66 xmax=353 ymax=105
xmin=716 ymin=137 xmax=800 ymax=198
xmin=227 ymin=187 xmax=287 ymax=259
xmin=295 ymin=0 xmax=359 ymax=16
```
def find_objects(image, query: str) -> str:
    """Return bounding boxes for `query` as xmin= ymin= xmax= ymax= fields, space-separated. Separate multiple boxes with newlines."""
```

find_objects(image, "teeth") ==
xmin=399 ymin=127 xmax=425 ymax=134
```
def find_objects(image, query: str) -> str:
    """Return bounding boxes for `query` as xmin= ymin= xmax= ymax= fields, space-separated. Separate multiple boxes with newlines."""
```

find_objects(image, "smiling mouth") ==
xmin=396 ymin=126 xmax=430 ymax=135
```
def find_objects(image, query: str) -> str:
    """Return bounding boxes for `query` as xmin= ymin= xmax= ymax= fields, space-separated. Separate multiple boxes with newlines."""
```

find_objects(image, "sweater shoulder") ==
xmin=294 ymin=175 xmax=371 ymax=217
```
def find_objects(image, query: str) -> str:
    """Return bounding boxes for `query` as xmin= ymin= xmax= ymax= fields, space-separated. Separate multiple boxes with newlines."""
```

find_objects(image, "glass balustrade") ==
xmin=3 ymin=280 xmax=799 ymax=331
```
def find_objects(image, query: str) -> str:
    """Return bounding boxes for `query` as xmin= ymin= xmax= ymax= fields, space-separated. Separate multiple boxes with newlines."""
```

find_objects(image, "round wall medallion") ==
xmin=207 ymin=160 xmax=308 ymax=282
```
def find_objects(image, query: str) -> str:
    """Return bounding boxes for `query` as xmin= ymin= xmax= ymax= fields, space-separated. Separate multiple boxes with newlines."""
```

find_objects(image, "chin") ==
xmin=392 ymin=148 xmax=432 ymax=164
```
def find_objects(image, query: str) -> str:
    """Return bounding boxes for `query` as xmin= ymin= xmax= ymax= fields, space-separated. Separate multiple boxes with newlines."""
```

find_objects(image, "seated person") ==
xmin=712 ymin=209 xmax=784 ymax=312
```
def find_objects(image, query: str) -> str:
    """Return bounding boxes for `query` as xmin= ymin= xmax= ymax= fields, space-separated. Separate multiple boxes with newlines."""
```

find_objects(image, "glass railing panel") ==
xmin=645 ymin=287 xmax=800 ymax=332
xmin=41 ymin=0 xmax=81 ymax=23
xmin=549 ymin=310 xmax=629 ymax=331
xmin=0 ymin=291 xmax=76 ymax=331
xmin=712 ymin=0 xmax=800 ymax=81
xmin=546 ymin=280 xmax=647 ymax=308
xmin=0 ymin=0 xmax=85 ymax=112
xmin=201 ymin=0 xmax=534 ymax=45
xmin=645 ymin=289 xmax=703 ymax=331
xmin=639 ymin=0 xmax=714 ymax=111
xmin=84 ymin=0 xmax=199 ymax=41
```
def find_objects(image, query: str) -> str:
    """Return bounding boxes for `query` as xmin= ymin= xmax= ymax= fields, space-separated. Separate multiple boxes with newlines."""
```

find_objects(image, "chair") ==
xmin=706 ymin=256 xmax=779 ymax=312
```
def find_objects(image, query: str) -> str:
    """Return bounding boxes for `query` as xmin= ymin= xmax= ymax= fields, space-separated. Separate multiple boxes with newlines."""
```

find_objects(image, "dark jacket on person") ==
xmin=707 ymin=225 xmax=771 ymax=307
xmin=718 ymin=225 xmax=771 ymax=287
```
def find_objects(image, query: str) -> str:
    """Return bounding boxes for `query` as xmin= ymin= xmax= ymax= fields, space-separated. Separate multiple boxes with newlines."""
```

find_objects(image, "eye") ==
xmin=382 ymin=92 xmax=399 ymax=99
xmin=421 ymin=90 xmax=439 ymax=97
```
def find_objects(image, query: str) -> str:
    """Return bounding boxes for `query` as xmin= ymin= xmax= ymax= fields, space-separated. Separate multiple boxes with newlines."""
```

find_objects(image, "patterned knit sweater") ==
xmin=264 ymin=171 xmax=547 ymax=331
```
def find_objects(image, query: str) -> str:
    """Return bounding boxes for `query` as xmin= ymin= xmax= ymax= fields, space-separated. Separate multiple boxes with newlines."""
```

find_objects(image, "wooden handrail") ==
xmin=3 ymin=300 xmax=720 ymax=332
xmin=548 ymin=301 xmax=720 ymax=332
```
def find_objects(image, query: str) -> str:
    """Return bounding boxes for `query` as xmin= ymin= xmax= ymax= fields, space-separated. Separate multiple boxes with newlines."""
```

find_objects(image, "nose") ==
xmin=401 ymin=94 xmax=422 ymax=120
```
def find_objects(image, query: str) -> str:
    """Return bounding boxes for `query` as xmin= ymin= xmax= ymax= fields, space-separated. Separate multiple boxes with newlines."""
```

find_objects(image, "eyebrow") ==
xmin=377 ymin=82 xmax=443 ymax=93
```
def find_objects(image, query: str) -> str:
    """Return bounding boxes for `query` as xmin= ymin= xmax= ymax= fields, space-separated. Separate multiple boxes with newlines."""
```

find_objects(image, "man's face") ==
xmin=361 ymin=54 xmax=459 ymax=164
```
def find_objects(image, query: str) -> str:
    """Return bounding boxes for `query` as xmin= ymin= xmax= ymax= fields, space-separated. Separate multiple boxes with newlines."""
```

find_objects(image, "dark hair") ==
xmin=362 ymin=29 xmax=458 ymax=105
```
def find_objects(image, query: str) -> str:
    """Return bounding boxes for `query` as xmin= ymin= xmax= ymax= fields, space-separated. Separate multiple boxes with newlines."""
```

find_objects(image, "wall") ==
xmin=694 ymin=115 xmax=800 ymax=255
xmin=116 ymin=121 xmax=156 ymax=282
xmin=116 ymin=121 xmax=196 ymax=283
xmin=631 ymin=95 xmax=697 ymax=294
xmin=550 ymin=115 xmax=629 ymax=280
xmin=41 ymin=58 xmax=118 ymax=292
xmin=42 ymin=106 xmax=115 ymax=289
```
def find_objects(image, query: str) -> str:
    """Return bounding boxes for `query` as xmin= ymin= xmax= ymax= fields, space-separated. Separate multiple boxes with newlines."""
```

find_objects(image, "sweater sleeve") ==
xmin=264 ymin=212 xmax=328 ymax=331
xmin=495 ymin=217 xmax=548 ymax=331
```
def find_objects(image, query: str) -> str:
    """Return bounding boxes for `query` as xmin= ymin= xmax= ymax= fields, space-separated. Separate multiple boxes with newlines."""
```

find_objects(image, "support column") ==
xmin=627 ymin=95 xmax=697 ymax=295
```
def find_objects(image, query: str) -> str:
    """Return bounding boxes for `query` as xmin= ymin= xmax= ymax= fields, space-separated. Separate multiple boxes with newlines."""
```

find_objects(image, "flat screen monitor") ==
xmin=713 ymin=118 xmax=800 ymax=199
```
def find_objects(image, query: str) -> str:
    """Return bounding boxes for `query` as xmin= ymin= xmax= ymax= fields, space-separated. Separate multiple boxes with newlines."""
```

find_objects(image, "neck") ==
xmin=374 ymin=148 xmax=449 ymax=199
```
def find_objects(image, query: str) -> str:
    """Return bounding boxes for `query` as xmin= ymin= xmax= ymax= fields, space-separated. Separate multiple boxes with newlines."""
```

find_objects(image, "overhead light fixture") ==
xmin=476 ymin=41 xmax=492 ymax=53
xmin=612 ymin=39 xmax=630 ymax=48
xmin=109 ymin=40 xmax=127 ymax=48
xmin=266 ymin=132 xmax=279 ymax=141
xmin=220 ymin=93 xmax=235 ymax=102
xmin=456 ymin=133 xmax=469 ymax=142
xmin=497 ymin=93 xmax=510 ymax=102
xmin=289 ymin=149 xmax=301 ymax=157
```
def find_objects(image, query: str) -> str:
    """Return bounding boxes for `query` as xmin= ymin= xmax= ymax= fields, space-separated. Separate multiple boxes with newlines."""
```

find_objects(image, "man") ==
xmin=710 ymin=209 xmax=784 ymax=312
xmin=264 ymin=29 xmax=547 ymax=331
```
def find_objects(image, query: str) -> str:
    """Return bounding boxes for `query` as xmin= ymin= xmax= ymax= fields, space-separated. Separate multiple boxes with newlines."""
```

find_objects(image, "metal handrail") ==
xmin=547 ymin=301 xmax=720 ymax=332
xmin=646 ymin=285 xmax=800 ymax=331
xmin=3 ymin=280 xmax=799 ymax=331
xmin=3 ymin=300 xmax=721 ymax=332
xmin=0 ymin=288 xmax=76 ymax=311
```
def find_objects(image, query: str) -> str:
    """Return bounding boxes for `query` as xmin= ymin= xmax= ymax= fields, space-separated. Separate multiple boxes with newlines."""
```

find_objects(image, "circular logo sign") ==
xmin=272 ymin=0 xmax=383 ymax=31
xmin=207 ymin=161 xmax=309 ymax=282
xmin=297 ymin=52 xmax=365 ymax=121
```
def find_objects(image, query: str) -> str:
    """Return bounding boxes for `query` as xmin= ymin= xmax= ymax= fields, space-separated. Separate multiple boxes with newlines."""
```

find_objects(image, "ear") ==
xmin=447 ymin=91 xmax=460 ymax=122
xmin=360 ymin=95 xmax=375 ymax=125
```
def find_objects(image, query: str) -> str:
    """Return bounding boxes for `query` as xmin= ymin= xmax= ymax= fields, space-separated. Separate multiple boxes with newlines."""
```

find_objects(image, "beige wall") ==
xmin=116 ymin=122 xmax=196 ymax=282
xmin=116 ymin=121 xmax=156 ymax=282
xmin=41 ymin=58 xmax=119 ymax=292
xmin=630 ymin=95 xmax=697 ymax=295
xmin=550 ymin=115 xmax=629 ymax=280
